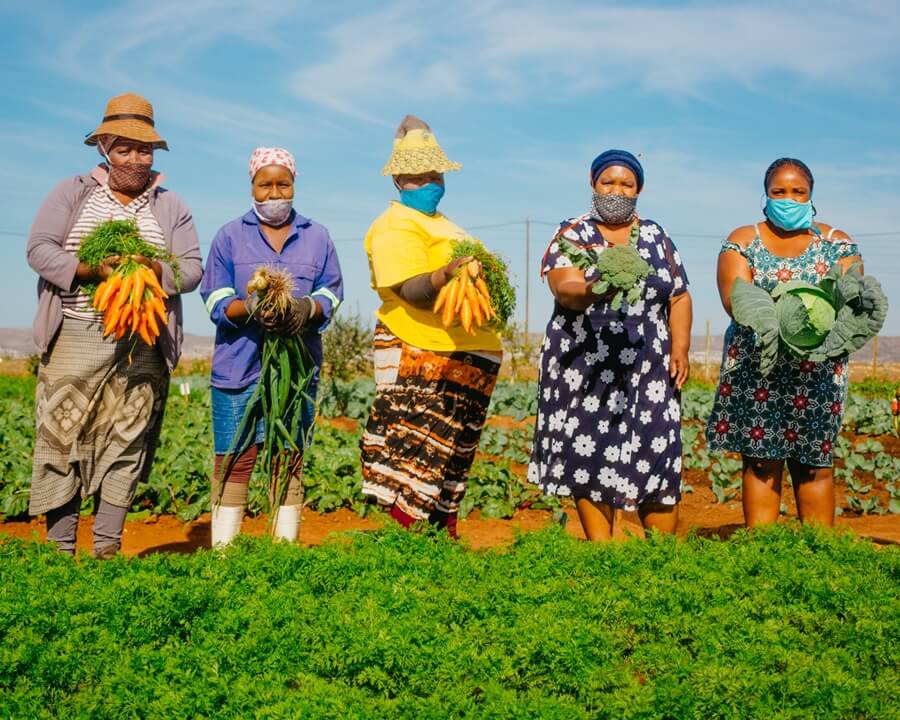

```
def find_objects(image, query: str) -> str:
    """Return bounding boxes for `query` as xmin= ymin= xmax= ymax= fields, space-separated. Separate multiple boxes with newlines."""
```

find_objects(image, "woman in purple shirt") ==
xmin=200 ymin=147 xmax=343 ymax=545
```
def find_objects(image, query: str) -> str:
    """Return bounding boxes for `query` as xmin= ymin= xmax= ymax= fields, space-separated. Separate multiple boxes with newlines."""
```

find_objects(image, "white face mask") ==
xmin=253 ymin=198 xmax=293 ymax=226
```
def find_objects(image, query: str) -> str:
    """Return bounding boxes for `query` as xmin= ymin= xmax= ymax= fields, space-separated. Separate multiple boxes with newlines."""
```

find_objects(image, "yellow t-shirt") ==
xmin=365 ymin=202 xmax=502 ymax=353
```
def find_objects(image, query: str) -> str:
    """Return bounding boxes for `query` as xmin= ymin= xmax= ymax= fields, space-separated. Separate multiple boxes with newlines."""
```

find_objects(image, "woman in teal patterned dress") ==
xmin=706 ymin=158 xmax=861 ymax=528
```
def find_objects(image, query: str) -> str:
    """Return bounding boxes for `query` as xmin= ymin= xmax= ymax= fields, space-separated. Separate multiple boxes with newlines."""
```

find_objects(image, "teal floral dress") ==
xmin=706 ymin=225 xmax=860 ymax=467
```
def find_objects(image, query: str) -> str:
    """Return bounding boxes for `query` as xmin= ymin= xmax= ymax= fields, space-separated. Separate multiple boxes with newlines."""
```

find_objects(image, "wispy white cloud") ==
xmin=41 ymin=0 xmax=310 ymax=141
xmin=287 ymin=0 xmax=900 ymax=119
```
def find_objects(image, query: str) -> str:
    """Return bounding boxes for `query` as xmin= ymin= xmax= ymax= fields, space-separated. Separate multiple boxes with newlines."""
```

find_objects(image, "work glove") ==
xmin=274 ymin=296 xmax=316 ymax=336
xmin=244 ymin=294 xmax=280 ymax=331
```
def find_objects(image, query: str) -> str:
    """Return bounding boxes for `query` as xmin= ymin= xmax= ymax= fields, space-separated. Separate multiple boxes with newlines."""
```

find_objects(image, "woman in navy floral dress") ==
xmin=706 ymin=158 xmax=861 ymax=528
xmin=528 ymin=150 xmax=693 ymax=541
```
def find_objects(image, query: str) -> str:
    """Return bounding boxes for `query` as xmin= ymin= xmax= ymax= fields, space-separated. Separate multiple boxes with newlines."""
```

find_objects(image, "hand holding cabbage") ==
xmin=729 ymin=262 xmax=888 ymax=376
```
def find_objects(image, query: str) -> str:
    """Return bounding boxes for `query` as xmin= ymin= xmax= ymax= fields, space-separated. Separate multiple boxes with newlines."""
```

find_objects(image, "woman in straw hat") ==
xmin=200 ymin=147 xmax=343 ymax=546
xmin=360 ymin=115 xmax=502 ymax=538
xmin=26 ymin=92 xmax=202 ymax=558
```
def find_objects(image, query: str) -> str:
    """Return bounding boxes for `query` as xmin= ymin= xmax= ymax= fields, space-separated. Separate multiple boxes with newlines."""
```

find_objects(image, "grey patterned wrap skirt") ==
xmin=29 ymin=317 xmax=169 ymax=515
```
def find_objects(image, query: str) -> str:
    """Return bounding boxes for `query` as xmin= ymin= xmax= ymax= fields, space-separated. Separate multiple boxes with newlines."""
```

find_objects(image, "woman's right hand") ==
xmin=95 ymin=255 xmax=121 ymax=281
xmin=74 ymin=255 xmax=120 ymax=285
xmin=431 ymin=255 xmax=476 ymax=289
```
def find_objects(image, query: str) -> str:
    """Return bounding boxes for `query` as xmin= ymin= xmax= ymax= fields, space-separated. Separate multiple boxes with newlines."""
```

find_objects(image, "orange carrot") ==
xmin=455 ymin=272 xmax=469 ymax=313
xmin=433 ymin=283 xmax=450 ymax=313
xmin=137 ymin=314 xmax=153 ymax=346
xmin=467 ymin=261 xmax=479 ymax=279
xmin=130 ymin=303 xmax=141 ymax=336
xmin=97 ymin=274 xmax=122 ymax=311
xmin=467 ymin=285 xmax=483 ymax=327
xmin=443 ymin=278 xmax=459 ymax=325
xmin=142 ymin=267 xmax=168 ymax=298
xmin=131 ymin=271 xmax=145 ymax=311
xmin=151 ymin=296 xmax=167 ymax=324
xmin=145 ymin=305 xmax=160 ymax=339
xmin=104 ymin=303 xmax=123 ymax=337
xmin=460 ymin=296 xmax=473 ymax=334
xmin=120 ymin=272 xmax=134 ymax=304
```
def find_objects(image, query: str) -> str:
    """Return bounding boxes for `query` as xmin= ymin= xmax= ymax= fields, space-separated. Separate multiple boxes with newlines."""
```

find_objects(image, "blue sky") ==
xmin=1 ymin=0 xmax=899 ymax=340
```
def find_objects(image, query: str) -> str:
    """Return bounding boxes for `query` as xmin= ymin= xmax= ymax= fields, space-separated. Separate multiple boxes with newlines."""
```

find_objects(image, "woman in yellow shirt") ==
xmin=361 ymin=115 xmax=503 ymax=538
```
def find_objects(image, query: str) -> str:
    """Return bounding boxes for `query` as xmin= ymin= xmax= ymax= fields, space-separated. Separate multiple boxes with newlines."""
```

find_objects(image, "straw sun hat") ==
xmin=381 ymin=114 xmax=461 ymax=176
xmin=84 ymin=93 xmax=168 ymax=150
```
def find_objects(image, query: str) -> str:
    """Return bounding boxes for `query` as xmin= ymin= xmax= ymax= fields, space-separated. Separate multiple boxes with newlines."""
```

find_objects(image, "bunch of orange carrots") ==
xmin=433 ymin=261 xmax=496 ymax=334
xmin=92 ymin=264 xmax=168 ymax=345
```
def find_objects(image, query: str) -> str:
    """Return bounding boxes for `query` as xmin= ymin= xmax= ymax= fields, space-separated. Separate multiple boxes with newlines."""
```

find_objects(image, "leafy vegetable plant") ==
xmin=730 ymin=262 xmax=888 ymax=376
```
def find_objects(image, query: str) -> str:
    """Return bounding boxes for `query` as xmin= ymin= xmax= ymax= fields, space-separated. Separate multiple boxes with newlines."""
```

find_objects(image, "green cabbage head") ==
xmin=772 ymin=281 xmax=836 ymax=351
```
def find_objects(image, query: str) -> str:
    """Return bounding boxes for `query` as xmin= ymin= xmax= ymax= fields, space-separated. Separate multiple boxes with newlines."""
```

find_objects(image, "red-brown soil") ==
xmin=2 ymin=484 xmax=898 ymax=558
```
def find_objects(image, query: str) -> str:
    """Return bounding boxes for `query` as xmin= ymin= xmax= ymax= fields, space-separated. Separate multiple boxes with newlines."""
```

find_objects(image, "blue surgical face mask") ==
xmin=399 ymin=182 xmax=445 ymax=216
xmin=765 ymin=198 xmax=813 ymax=231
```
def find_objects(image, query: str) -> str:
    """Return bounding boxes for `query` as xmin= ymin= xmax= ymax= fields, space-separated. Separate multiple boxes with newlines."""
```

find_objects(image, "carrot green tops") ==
xmin=365 ymin=202 xmax=501 ymax=353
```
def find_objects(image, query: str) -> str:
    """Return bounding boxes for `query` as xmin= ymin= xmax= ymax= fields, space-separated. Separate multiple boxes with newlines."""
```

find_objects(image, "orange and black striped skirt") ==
xmin=360 ymin=322 xmax=501 ymax=532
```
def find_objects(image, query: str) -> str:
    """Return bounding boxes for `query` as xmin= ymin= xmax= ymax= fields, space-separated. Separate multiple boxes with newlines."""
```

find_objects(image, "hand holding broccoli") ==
xmin=557 ymin=238 xmax=654 ymax=311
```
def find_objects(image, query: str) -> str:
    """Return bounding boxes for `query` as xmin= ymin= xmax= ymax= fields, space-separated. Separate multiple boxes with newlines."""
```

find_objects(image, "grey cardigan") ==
xmin=26 ymin=172 xmax=203 ymax=371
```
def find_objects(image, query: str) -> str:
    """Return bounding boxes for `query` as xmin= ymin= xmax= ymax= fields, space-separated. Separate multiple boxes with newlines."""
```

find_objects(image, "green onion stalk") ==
xmin=218 ymin=266 xmax=317 ymax=534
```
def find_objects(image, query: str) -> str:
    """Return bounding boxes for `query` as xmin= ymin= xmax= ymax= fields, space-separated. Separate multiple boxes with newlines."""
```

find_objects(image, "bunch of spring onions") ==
xmin=220 ymin=266 xmax=316 ymax=530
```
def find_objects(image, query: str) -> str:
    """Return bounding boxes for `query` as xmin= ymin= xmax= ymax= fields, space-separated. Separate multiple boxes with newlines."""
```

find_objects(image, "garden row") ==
xmin=1 ymin=525 xmax=897 ymax=718
xmin=0 ymin=376 xmax=897 ymax=521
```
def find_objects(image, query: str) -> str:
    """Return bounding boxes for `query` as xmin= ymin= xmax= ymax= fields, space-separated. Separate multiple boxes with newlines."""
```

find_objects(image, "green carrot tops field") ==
xmin=2 ymin=374 xmax=899 ymax=717
xmin=1 ymin=526 xmax=899 ymax=719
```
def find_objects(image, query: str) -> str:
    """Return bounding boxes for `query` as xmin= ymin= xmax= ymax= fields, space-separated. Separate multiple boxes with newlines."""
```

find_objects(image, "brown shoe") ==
xmin=93 ymin=544 xmax=120 ymax=560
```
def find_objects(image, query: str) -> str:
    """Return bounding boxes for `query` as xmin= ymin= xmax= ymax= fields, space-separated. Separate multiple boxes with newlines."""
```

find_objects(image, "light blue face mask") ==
xmin=400 ymin=182 xmax=445 ymax=216
xmin=765 ymin=198 xmax=814 ymax=231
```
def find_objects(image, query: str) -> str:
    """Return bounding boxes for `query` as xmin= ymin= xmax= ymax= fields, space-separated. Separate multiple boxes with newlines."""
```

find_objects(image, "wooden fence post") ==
xmin=871 ymin=335 xmax=879 ymax=379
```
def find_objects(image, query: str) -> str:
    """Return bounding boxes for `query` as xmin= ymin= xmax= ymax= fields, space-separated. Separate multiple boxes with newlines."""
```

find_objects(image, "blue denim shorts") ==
xmin=211 ymin=381 xmax=317 ymax=455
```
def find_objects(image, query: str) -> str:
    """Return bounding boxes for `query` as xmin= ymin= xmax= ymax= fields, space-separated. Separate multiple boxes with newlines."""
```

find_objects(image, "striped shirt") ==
xmin=61 ymin=184 xmax=166 ymax=320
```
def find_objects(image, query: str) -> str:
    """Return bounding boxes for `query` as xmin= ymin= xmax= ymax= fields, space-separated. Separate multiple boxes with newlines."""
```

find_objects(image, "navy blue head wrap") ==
xmin=590 ymin=149 xmax=644 ymax=190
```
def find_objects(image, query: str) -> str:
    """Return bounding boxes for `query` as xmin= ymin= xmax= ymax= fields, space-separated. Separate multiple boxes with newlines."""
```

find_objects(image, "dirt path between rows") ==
xmin=3 ymin=483 xmax=898 ymax=557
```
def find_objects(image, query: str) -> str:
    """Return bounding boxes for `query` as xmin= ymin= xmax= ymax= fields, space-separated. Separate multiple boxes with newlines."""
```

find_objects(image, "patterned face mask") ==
xmin=590 ymin=191 xmax=637 ymax=224
xmin=108 ymin=162 xmax=153 ymax=193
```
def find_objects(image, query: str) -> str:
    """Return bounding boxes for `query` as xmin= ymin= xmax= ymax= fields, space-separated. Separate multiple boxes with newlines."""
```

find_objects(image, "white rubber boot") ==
xmin=273 ymin=504 xmax=301 ymax=542
xmin=211 ymin=505 xmax=244 ymax=547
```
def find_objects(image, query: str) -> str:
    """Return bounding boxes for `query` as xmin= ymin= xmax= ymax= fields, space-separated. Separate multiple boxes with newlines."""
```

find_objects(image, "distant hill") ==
xmin=687 ymin=334 xmax=898 ymax=365
xmin=0 ymin=328 xmax=213 ymax=359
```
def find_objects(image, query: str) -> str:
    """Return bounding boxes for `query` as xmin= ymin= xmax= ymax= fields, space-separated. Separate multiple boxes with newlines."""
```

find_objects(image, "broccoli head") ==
xmin=592 ymin=245 xmax=654 ymax=310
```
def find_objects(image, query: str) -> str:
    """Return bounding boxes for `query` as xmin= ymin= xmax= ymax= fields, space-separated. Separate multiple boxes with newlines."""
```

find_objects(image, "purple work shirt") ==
xmin=200 ymin=209 xmax=344 ymax=389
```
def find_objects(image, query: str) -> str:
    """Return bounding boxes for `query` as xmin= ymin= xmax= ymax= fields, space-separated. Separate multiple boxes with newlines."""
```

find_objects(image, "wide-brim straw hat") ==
xmin=84 ymin=93 xmax=168 ymax=150
xmin=382 ymin=114 xmax=461 ymax=176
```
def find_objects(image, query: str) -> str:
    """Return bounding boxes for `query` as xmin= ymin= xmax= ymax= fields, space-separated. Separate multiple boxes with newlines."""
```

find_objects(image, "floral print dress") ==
xmin=706 ymin=225 xmax=860 ymax=467
xmin=527 ymin=216 xmax=689 ymax=511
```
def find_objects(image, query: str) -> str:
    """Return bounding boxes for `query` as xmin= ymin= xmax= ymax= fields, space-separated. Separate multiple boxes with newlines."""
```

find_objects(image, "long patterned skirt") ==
xmin=360 ymin=322 xmax=501 ymax=526
xmin=30 ymin=317 xmax=169 ymax=515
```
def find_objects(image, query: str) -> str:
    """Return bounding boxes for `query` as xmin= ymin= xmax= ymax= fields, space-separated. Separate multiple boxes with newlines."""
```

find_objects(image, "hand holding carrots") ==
xmin=432 ymin=259 xmax=496 ymax=334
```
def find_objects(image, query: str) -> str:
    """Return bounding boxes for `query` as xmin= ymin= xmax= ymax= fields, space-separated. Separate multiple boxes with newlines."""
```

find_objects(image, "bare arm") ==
xmin=547 ymin=267 xmax=599 ymax=312
xmin=668 ymin=291 xmax=692 ymax=389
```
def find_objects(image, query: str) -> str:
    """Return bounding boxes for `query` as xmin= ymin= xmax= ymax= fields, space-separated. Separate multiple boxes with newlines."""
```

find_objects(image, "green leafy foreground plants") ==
xmin=0 ymin=525 xmax=897 ymax=718
xmin=730 ymin=262 xmax=888 ymax=376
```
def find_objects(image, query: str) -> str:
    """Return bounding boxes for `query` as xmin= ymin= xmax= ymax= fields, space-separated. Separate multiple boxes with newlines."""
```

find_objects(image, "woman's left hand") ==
xmin=129 ymin=255 xmax=163 ymax=280
xmin=669 ymin=348 xmax=690 ymax=390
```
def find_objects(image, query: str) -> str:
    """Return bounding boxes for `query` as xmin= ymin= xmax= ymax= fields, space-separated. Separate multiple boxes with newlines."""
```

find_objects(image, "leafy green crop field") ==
xmin=1 ymin=525 xmax=897 ymax=719
xmin=1 ymin=376 xmax=898 ymax=521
